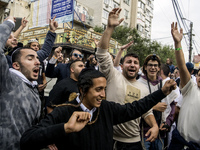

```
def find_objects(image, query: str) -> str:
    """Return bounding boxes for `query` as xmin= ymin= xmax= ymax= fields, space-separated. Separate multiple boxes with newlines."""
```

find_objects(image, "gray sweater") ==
xmin=0 ymin=21 xmax=41 ymax=150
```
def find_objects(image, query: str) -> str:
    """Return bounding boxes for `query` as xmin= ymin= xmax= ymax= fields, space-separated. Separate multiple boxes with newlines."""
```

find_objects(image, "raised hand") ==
xmin=49 ymin=16 xmax=58 ymax=33
xmin=171 ymin=22 xmax=183 ymax=44
xmin=64 ymin=112 xmax=91 ymax=133
xmin=21 ymin=17 xmax=28 ymax=27
xmin=161 ymin=79 xmax=177 ymax=96
xmin=108 ymin=8 xmax=124 ymax=28
xmin=120 ymin=41 xmax=134 ymax=51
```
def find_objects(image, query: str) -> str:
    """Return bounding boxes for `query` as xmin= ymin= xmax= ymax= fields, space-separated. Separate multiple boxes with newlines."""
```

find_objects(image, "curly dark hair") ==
xmin=77 ymin=67 xmax=105 ymax=96
xmin=142 ymin=54 xmax=161 ymax=75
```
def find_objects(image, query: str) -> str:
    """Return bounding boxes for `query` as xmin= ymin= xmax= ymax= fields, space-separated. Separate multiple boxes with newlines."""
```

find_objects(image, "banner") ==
xmin=30 ymin=0 xmax=52 ymax=28
xmin=51 ymin=0 xmax=74 ymax=24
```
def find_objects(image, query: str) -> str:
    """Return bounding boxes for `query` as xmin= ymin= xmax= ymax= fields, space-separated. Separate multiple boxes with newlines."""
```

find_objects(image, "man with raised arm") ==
xmin=0 ymin=16 xmax=57 ymax=150
xmin=96 ymin=8 xmax=159 ymax=149
xmin=168 ymin=22 xmax=200 ymax=149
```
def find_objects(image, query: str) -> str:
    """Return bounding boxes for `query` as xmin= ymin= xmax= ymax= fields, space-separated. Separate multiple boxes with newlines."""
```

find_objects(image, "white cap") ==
xmin=27 ymin=39 xmax=39 ymax=44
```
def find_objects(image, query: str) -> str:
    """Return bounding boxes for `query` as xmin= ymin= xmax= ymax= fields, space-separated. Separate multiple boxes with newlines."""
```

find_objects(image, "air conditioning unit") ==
xmin=4 ymin=8 xmax=10 ymax=14
xmin=125 ymin=16 xmax=128 ymax=19
xmin=28 ymin=1 xmax=31 ymax=6
xmin=89 ymin=16 xmax=93 ymax=21
xmin=105 ymin=4 xmax=109 ymax=8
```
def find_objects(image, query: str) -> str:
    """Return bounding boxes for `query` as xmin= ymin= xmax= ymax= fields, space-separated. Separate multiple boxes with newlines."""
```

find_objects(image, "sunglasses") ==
xmin=72 ymin=53 xmax=83 ymax=58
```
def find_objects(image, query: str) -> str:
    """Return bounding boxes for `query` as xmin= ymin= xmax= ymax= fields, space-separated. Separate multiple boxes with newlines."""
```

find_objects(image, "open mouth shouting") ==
xmin=32 ymin=67 xmax=39 ymax=77
xmin=128 ymin=69 xmax=136 ymax=75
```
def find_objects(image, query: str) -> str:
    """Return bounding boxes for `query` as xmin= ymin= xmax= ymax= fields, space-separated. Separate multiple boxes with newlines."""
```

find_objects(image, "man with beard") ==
xmin=46 ymin=60 xmax=85 ymax=114
xmin=96 ymin=8 xmax=159 ymax=150
xmin=45 ymin=49 xmax=84 ymax=83
xmin=0 ymin=16 xmax=42 ymax=149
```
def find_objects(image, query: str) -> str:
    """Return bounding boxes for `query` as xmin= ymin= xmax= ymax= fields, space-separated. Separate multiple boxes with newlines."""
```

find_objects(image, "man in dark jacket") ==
xmin=46 ymin=60 xmax=85 ymax=114
xmin=45 ymin=48 xmax=83 ymax=83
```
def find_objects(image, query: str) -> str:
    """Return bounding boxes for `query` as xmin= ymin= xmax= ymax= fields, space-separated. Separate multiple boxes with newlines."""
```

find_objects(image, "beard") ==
xmin=19 ymin=62 xmax=34 ymax=81
xmin=123 ymin=70 xmax=138 ymax=80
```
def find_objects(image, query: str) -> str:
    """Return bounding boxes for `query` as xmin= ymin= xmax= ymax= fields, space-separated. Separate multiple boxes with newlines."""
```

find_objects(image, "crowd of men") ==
xmin=0 ymin=8 xmax=200 ymax=150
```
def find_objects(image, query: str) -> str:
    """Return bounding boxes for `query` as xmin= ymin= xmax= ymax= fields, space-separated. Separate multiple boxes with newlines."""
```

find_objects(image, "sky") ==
xmin=151 ymin=0 xmax=200 ymax=62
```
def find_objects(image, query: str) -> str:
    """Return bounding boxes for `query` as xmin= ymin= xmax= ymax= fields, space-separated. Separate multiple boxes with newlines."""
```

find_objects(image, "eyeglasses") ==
xmin=72 ymin=53 xmax=83 ymax=58
xmin=147 ymin=64 xmax=159 ymax=68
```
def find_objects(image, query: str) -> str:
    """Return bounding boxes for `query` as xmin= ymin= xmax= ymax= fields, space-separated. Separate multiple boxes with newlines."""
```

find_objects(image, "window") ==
xmin=147 ymin=0 xmax=151 ymax=6
xmin=123 ymin=22 xmax=128 ymax=27
xmin=138 ymin=1 xmax=145 ymax=9
xmin=76 ymin=5 xmax=80 ymax=13
xmin=124 ymin=0 xmax=130 ymax=5
xmin=103 ymin=9 xmax=109 ymax=19
xmin=137 ymin=24 xmax=143 ymax=32
xmin=104 ymin=0 xmax=110 ymax=5
xmin=145 ymin=20 xmax=150 ymax=28
xmin=146 ymin=9 xmax=150 ymax=16
xmin=102 ymin=24 xmax=107 ymax=30
xmin=124 ymin=9 xmax=129 ymax=19
xmin=113 ymin=1 xmax=119 ymax=8
xmin=137 ymin=12 xmax=143 ymax=20
xmin=83 ymin=8 xmax=88 ymax=16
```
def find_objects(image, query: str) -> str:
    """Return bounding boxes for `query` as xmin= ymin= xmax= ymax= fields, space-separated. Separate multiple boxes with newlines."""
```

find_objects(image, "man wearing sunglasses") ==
xmin=45 ymin=49 xmax=83 ymax=83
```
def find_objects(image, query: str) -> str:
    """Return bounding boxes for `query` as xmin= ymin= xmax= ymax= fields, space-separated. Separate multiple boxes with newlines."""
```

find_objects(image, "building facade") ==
xmin=77 ymin=0 xmax=154 ymax=38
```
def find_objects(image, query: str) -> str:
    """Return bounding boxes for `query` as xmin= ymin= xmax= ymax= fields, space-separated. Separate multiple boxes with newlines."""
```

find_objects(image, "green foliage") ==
xmin=111 ymin=26 xmax=176 ymax=66
xmin=94 ymin=25 xmax=176 ymax=66
xmin=93 ymin=26 xmax=104 ymax=34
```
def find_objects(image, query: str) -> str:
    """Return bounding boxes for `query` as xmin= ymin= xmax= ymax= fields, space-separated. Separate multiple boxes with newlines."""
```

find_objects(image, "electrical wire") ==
xmin=171 ymin=0 xmax=189 ymax=47
xmin=152 ymin=36 xmax=172 ymax=40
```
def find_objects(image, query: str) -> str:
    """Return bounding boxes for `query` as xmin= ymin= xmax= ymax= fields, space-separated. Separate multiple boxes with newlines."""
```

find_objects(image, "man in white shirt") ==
xmin=169 ymin=22 xmax=200 ymax=149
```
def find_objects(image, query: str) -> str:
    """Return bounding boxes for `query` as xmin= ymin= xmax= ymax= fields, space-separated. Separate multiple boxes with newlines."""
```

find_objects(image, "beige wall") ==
xmin=0 ymin=1 xmax=31 ymax=31
xmin=130 ymin=0 xmax=138 ymax=29
xmin=77 ymin=0 xmax=103 ymax=27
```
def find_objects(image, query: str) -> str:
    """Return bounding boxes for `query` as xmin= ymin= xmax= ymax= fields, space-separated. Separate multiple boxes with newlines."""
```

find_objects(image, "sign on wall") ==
xmin=51 ymin=0 xmax=74 ymax=24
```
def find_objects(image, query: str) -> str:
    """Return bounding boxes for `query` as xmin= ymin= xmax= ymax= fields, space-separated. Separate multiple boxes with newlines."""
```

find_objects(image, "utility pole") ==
xmin=189 ymin=22 xmax=193 ymax=62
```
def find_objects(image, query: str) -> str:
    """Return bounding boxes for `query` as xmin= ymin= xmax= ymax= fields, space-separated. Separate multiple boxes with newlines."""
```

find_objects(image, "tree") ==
xmin=93 ymin=26 xmax=104 ymax=34
xmin=94 ymin=25 xmax=176 ymax=66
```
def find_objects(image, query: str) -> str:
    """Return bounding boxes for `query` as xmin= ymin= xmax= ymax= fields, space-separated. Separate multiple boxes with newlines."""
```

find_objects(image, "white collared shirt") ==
xmin=76 ymin=96 xmax=96 ymax=122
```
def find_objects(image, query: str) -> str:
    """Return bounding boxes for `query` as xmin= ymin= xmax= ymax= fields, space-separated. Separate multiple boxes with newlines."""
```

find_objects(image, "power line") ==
xmin=152 ymin=36 xmax=172 ymax=40
xmin=178 ymin=0 xmax=187 ymax=18
xmin=171 ymin=0 xmax=189 ymax=47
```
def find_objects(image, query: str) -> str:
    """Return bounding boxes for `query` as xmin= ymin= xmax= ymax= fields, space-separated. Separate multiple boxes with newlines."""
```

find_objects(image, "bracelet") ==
xmin=175 ymin=47 xmax=182 ymax=51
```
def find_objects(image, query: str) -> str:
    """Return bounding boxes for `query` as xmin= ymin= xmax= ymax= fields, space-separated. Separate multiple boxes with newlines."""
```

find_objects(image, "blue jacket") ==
xmin=6 ymin=30 xmax=56 ymax=67
xmin=45 ymin=62 xmax=71 ymax=83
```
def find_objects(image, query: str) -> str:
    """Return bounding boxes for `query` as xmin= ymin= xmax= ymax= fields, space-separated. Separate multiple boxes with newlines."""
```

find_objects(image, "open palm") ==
xmin=171 ymin=22 xmax=183 ymax=43
xmin=108 ymin=8 xmax=124 ymax=28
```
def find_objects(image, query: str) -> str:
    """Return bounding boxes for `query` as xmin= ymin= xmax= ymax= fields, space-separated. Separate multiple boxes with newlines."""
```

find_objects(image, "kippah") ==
xmin=27 ymin=39 xmax=39 ymax=44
